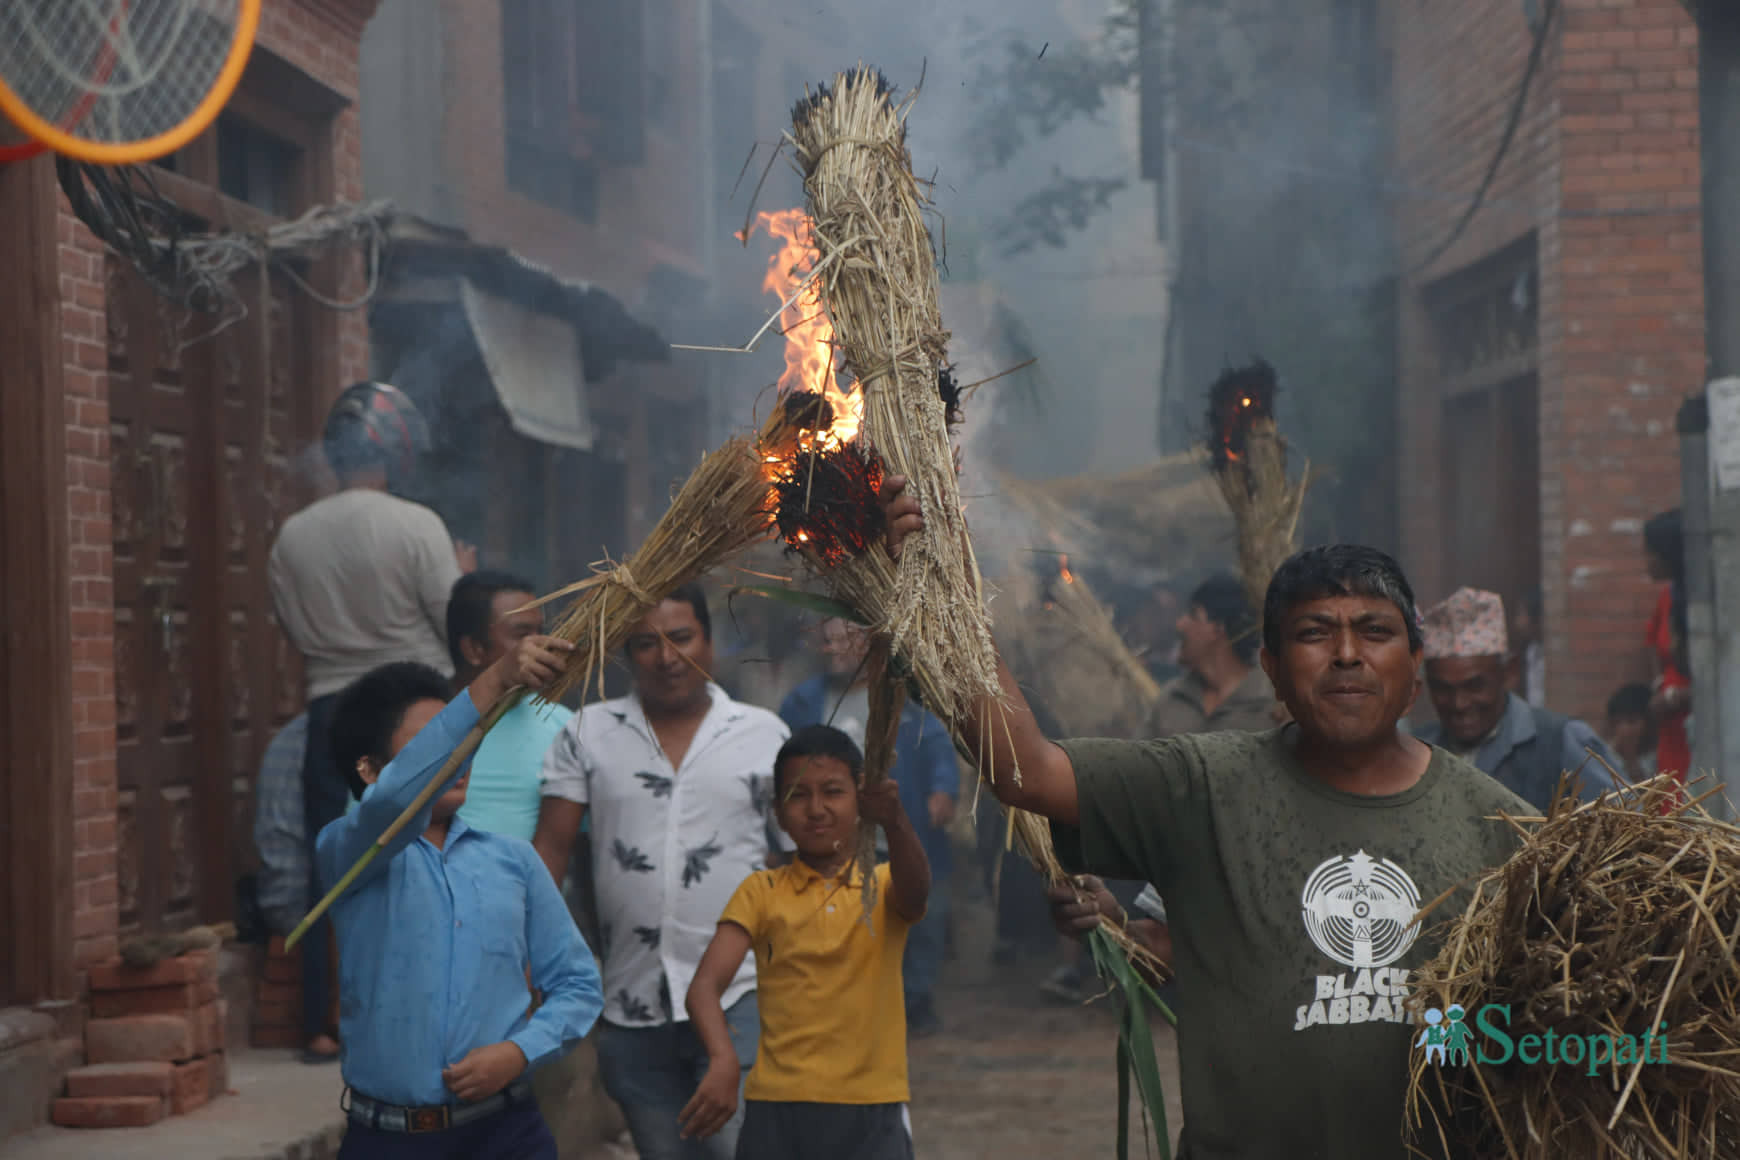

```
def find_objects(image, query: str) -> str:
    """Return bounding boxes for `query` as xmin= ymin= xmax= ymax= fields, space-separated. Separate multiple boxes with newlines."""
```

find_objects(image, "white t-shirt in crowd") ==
xmin=269 ymin=488 xmax=460 ymax=699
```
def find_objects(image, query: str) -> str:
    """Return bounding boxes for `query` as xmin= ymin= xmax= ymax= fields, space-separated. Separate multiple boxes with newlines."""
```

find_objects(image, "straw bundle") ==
xmin=539 ymin=436 xmax=775 ymax=704
xmin=1001 ymin=562 xmax=1161 ymax=739
xmin=1203 ymin=361 xmax=1310 ymax=615
xmin=1406 ymin=776 xmax=1740 ymax=1160
xmin=789 ymin=67 xmax=1002 ymax=723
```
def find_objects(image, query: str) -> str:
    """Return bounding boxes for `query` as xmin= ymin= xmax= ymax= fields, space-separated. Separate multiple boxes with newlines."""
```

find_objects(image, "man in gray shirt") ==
xmin=268 ymin=381 xmax=472 ymax=1062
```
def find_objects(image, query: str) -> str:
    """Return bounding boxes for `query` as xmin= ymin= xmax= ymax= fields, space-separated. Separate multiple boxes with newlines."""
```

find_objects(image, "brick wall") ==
xmin=60 ymin=208 xmax=119 ymax=971
xmin=56 ymin=0 xmax=374 ymax=978
xmin=1391 ymin=0 xmax=1700 ymax=726
xmin=1550 ymin=4 xmax=1703 ymax=725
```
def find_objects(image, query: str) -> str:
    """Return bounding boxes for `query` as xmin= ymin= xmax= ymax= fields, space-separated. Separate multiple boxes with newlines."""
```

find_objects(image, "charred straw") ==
xmin=1201 ymin=358 xmax=1309 ymax=617
xmin=1205 ymin=358 xmax=1280 ymax=475
xmin=938 ymin=364 xmax=964 ymax=426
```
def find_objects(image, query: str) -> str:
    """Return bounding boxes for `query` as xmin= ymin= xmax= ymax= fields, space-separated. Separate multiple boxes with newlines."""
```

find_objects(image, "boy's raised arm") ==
xmin=680 ymin=921 xmax=754 ymax=1141
xmin=314 ymin=690 xmax=483 ymax=890
xmin=860 ymin=780 xmax=930 ymax=923
xmin=314 ymin=635 xmax=573 ymax=892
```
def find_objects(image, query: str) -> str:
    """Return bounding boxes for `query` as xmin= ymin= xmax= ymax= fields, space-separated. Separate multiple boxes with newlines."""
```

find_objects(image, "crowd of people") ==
xmin=250 ymin=382 xmax=1695 ymax=1159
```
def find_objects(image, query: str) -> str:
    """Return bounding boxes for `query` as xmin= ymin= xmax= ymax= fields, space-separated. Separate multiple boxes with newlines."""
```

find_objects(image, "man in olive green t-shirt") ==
xmin=882 ymin=480 xmax=1530 ymax=1159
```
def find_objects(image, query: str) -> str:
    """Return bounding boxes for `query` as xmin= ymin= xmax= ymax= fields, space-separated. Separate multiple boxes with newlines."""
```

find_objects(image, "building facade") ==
xmin=1389 ymin=0 xmax=1702 ymax=723
xmin=0 ymin=0 xmax=379 ymax=1135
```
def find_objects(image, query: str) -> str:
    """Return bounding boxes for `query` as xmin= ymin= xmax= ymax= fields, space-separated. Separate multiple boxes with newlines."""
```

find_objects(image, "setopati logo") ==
xmin=1415 ymin=1004 xmax=1670 ymax=1076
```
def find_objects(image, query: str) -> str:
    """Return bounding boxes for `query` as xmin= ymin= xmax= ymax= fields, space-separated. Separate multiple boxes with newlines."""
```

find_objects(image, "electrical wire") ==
xmin=1409 ymin=0 xmax=1562 ymax=275
xmin=55 ymin=155 xmax=390 ymax=336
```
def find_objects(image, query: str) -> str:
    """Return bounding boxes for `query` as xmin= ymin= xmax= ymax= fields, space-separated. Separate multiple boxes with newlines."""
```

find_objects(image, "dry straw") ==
xmin=1203 ymin=362 xmax=1310 ymax=615
xmin=775 ymin=67 xmax=1159 ymax=978
xmin=1210 ymin=419 xmax=1309 ymax=618
xmin=788 ymin=66 xmax=1002 ymax=724
xmin=536 ymin=436 xmax=777 ymax=705
xmin=1002 ymin=562 xmax=1161 ymax=739
xmin=1407 ymin=775 xmax=1740 ymax=1160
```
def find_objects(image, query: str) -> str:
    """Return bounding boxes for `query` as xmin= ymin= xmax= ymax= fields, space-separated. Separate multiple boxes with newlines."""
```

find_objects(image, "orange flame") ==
xmin=1059 ymin=554 xmax=1075 ymax=585
xmin=754 ymin=209 xmax=862 ymax=447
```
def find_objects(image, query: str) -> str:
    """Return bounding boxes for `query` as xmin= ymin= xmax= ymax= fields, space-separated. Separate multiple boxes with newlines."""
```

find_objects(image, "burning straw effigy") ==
xmin=1406 ymin=776 xmax=1740 ymax=1160
xmin=787 ymin=66 xmax=1002 ymax=724
xmin=755 ymin=73 xmax=1165 ymax=985
xmin=1204 ymin=360 xmax=1310 ymax=616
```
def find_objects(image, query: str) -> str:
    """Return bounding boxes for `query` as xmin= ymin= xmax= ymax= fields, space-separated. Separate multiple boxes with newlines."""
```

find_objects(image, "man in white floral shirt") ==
xmin=534 ymin=583 xmax=789 ymax=1160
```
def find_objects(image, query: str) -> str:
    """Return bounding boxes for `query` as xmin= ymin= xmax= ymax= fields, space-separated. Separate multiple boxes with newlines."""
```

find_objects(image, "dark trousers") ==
xmin=301 ymin=693 xmax=350 ymax=1044
xmin=735 ymin=1100 xmax=912 ymax=1160
xmin=337 ymin=1100 xmax=557 ymax=1160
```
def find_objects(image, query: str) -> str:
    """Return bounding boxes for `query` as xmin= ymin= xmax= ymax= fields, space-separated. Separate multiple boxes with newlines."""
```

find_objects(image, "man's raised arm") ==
xmin=881 ymin=474 xmax=1079 ymax=826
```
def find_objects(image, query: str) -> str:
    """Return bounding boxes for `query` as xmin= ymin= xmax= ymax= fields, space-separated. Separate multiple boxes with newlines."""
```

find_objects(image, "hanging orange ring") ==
xmin=0 ymin=0 xmax=262 ymax=166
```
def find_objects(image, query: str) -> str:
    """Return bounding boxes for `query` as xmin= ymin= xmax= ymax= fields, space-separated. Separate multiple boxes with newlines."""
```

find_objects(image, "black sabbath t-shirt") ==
xmin=1052 ymin=729 xmax=1528 ymax=1159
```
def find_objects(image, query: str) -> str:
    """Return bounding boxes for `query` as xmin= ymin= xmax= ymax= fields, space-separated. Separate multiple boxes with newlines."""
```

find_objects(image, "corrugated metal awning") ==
xmin=460 ymin=279 xmax=594 ymax=451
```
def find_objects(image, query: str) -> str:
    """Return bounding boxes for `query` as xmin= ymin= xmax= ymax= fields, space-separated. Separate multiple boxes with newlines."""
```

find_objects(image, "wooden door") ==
xmin=108 ymin=255 xmax=218 ymax=935
xmin=1441 ymin=377 xmax=1541 ymax=604
xmin=108 ymin=257 xmax=308 ymax=937
xmin=210 ymin=267 xmax=307 ymax=882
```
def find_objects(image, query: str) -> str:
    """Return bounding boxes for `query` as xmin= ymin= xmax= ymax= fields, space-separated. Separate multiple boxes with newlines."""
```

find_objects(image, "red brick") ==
xmin=52 ymin=1095 xmax=167 ymax=1128
xmin=86 ymin=1014 xmax=195 ymax=1064
xmin=191 ymin=1001 xmax=227 ymax=1057
xmin=64 ymin=1061 xmax=174 ymax=1100
xmin=88 ymin=950 xmax=218 ymax=992
xmin=170 ymin=1057 xmax=210 ymax=1115
xmin=89 ymin=980 xmax=220 ymax=1019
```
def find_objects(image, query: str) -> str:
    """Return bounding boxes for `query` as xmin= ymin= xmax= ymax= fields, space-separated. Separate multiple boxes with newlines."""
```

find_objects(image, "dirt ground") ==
xmin=906 ymin=883 xmax=1184 ymax=1160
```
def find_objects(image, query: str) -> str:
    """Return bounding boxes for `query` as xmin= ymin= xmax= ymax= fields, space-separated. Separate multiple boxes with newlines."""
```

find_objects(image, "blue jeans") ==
xmin=595 ymin=993 xmax=759 ymax=1160
xmin=902 ymin=885 xmax=949 ymax=1006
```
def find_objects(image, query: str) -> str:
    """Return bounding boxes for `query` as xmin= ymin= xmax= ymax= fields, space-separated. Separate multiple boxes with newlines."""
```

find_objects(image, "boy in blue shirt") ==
xmin=318 ymin=636 xmax=601 ymax=1159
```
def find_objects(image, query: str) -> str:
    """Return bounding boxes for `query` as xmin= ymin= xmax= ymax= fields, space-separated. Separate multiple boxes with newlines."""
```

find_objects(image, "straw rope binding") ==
xmin=535 ymin=436 xmax=776 ymax=705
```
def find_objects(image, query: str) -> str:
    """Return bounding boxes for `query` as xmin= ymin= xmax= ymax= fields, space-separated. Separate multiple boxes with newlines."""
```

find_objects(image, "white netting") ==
xmin=0 ymin=0 xmax=244 ymax=145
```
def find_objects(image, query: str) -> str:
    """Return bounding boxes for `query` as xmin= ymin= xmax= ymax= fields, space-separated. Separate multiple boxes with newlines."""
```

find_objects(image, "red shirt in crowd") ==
xmin=1648 ymin=582 xmax=1691 ymax=797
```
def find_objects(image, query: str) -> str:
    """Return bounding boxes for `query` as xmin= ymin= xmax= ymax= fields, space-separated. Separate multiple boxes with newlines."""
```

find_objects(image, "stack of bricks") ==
xmin=52 ymin=950 xmax=230 ymax=1128
xmin=251 ymin=935 xmax=305 ymax=1049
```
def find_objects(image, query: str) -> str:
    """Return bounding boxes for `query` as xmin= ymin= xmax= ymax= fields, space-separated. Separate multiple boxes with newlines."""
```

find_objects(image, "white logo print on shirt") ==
xmin=1300 ymin=850 xmax=1421 ymax=968
xmin=1293 ymin=850 xmax=1423 ymax=1032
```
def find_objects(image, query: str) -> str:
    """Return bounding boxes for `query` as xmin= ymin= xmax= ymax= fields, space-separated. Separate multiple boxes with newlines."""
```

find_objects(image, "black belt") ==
xmin=342 ymin=1079 xmax=532 ymax=1133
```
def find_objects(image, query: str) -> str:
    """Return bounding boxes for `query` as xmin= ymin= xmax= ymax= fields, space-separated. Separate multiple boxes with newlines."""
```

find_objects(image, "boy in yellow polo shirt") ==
xmin=680 ymin=724 xmax=931 ymax=1160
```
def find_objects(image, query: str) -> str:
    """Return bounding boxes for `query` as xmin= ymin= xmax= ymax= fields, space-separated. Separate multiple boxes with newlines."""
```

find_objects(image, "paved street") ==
xmin=908 ymin=894 xmax=1184 ymax=1160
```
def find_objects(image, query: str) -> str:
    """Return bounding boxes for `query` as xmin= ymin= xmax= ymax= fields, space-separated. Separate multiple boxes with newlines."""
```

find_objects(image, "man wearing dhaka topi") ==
xmin=882 ymin=473 xmax=1531 ymax=1159
xmin=1413 ymin=587 xmax=1619 ymax=813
